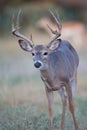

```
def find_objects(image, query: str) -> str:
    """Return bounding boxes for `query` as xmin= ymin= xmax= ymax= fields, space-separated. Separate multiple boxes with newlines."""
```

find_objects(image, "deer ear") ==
xmin=48 ymin=39 xmax=61 ymax=51
xmin=18 ymin=39 xmax=33 ymax=52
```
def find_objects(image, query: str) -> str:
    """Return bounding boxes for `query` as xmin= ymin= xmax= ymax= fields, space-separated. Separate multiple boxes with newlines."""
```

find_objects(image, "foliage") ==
xmin=0 ymin=3 xmax=81 ymax=36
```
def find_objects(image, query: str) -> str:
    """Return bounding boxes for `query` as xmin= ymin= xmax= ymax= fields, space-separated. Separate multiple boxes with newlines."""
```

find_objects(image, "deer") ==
xmin=12 ymin=10 xmax=79 ymax=130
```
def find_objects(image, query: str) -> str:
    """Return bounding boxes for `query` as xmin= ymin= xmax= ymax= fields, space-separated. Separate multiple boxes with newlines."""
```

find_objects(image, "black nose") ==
xmin=34 ymin=62 xmax=42 ymax=68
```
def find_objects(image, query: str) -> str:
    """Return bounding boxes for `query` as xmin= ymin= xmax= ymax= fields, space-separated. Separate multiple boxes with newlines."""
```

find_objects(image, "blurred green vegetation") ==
xmin=0 ymin=98 xmax=87 ymax=130
xmin=0 ymin=3 xmax=82 ymax=36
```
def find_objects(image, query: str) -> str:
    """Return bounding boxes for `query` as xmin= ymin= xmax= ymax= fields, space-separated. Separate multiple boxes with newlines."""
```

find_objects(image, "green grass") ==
xmin=0 ymin=98 xmax=87 ymax=130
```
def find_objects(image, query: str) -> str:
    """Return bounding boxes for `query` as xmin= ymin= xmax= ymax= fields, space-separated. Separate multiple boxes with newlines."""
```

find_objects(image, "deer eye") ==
xmin=32 ymin=53 xmax=35 ymax=56
xmin=43 ymin=52 xmax=48 ymax=56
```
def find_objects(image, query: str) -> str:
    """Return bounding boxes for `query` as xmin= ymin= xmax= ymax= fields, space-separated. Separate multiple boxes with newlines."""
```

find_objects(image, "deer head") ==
xmin=12 ymin=10 xmax=62 ymax=70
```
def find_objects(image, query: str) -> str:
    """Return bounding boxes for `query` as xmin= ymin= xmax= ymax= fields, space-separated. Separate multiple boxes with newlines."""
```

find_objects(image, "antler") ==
xmin=12 ymin=10 xmax=34 ymax=47
xmin=47 ymin=10 xmax=62 ymax=46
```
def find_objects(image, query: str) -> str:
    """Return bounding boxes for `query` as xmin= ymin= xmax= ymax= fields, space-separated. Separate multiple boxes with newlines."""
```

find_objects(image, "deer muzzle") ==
xmin=34 ymin=61 xmax=42 ymax=68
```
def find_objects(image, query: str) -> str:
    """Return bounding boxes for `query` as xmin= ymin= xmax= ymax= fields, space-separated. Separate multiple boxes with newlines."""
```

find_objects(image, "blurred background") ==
xmin=0 ymin=0 xmax=87 ymax=130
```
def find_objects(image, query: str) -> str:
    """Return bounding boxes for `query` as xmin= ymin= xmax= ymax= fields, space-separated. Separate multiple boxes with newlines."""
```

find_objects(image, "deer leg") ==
xmin=66 ymin=83 xmax=79 ymax=130
xmin=69 ymin=101 xmax=78 ymax=130
xmin=58 ymin=87 xmax=67 ymax=130
xmin=45 ymin=87 xmax=53 ymax=130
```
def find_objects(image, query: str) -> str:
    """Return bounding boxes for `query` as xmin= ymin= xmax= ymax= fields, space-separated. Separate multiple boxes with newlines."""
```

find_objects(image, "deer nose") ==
xmin=34 ymin=61 xmax=42 ymax=68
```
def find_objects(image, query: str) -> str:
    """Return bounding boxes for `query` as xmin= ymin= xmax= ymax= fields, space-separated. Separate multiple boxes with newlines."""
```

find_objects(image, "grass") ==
xmin=0 ymin=98 xmax=87 ymax=130
xmin=0 ymin=30 xmax=87 ymax=130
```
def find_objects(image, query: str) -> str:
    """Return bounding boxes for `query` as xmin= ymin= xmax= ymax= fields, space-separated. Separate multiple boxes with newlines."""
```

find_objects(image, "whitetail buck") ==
xmin=12 ymin=11 xmax=79 ymax=130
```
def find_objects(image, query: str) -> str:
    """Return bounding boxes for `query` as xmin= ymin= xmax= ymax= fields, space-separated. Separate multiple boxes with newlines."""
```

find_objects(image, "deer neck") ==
xmin=40 ymin=67 xmax=55 ymax=89
xmin=40 ymin=69 xmax=50 ymax=81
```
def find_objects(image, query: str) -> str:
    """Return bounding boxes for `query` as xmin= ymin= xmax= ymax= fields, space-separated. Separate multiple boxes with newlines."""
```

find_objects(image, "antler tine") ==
xmin=51 ymin=11 xmax=62 ymax=31
xmin=48 ymin=10 xmax=62 ymax=46
xmin=12 ymin=10 xmax=34 ymax=46
xmin=47 ymin=24 xmax=56 ymax=35
xmin=16 ymin=9 xmax=21 ymax=29
xmin=49 ymin=10 xmax=62 ymax=36
xmin=12 ymin=14 xmax=15 ymax=32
